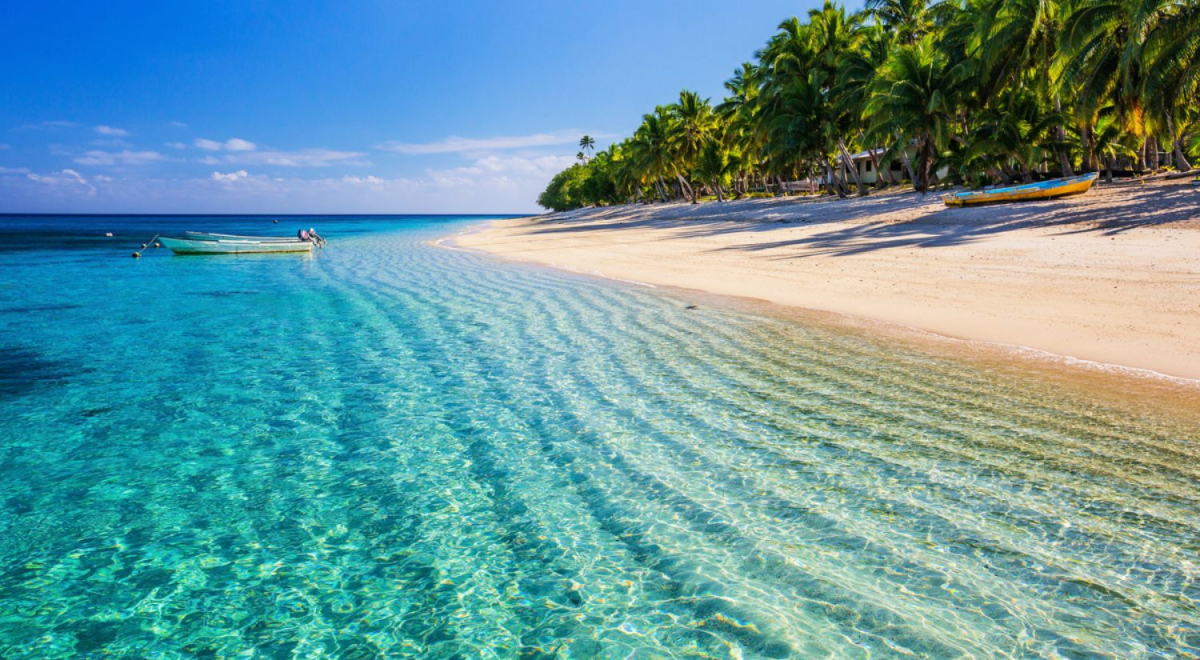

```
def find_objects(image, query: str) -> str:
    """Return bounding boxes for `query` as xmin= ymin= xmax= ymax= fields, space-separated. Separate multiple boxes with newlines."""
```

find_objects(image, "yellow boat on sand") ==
xmin=943 ymin=172 xmax=1100 ymax=207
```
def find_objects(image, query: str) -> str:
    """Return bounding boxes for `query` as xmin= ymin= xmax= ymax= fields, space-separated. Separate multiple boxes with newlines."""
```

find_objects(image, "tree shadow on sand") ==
xmin=525 ymin=181 xmax=1200 ymax=259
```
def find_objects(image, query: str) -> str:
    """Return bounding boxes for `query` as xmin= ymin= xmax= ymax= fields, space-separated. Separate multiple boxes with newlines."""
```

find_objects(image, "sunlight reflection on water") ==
xmin=0 ymin=216 xmax=1196 ymax=658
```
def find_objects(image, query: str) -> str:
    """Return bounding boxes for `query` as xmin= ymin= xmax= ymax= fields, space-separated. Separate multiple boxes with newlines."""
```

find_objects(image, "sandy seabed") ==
xmin=458 ymin=179 xmax=1200 ymax=384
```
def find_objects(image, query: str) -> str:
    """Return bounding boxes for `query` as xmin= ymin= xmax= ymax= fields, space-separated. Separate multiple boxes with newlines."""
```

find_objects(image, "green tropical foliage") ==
xmin=540 ymin=0 xmax=1200 ymax=210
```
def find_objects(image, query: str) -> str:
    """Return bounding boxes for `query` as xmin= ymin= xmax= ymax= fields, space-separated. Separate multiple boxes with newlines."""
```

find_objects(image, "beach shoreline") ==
xmin=455 ymin=179 xmax=1200 ymax=383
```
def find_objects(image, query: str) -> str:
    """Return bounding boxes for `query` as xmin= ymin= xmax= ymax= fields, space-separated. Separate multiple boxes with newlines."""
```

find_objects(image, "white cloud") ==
xmin=194 ymin=137 xmax=258 ymax=151
xmin=253 ymin=149 xmax=364 ymax=167
xmin=26 ymin=168 xmax=96 ymax=194
xmin=95 ymin=125 xmax=129 ymax=136
xmin=169 ymin=121 xmax=188 ymax=129
xmin=211 ymin=148 xmax=367 ymax=167
xmin=91 ymin=138 xmax=133 ymax=148
xmin=0 ymin=166 xmax=30 ymax=174
xmin=211 ymin=169 xmax=250 ymax=182
xmin=165 ymin=141 xmax=188 ymax=149
xmin=377 ymin=130 xmax=602 ymax=155
xmin=476 ymin=154 xmax=575 ymax=175
xmin=0 ymin=152 xmax=570 ymax=213
xmin=211 ymin=170 xmax=250 ymax=182
xmin=16 ymin=120 xmax=77 ymax=131
xmin=73 ymin=149 xmax=164 ymax=166
xmin=187 ymin=137 xmax=362 ymax=166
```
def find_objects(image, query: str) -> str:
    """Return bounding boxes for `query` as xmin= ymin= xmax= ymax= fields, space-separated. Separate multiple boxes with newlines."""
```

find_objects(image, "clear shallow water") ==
xmin=0 ymin=215 xmax=1197 ymax=659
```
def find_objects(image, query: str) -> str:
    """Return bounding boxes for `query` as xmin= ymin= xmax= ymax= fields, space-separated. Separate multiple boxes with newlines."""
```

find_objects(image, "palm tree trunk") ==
xmin=1053 ymin=97 xmax=1074 ymax=176
xmin=827 ymin=159 xmax=847 ymax=198
xmin=836 ymin=138 xmax=866 ymax=196
xmin=1080 ymin=125 xmax=1092 ymax=172
xmin=1057 ymin=134 xmax=1074 ymax=176
xmin=899 ymin=148 xmax=916 ymax=187
xmin=1016 ymin=155 xmax=1033 ymax=182
xmin=676 ymin=174 xmax=697 ymax=203
xmin=913 ymin=139 xmax=931 ymax=192
xmin=1166 ymin=113 xmax=1192 ymax=172
xmin=869 ymin=149 xmax=890 ymax=187
xmin=655 ymin=177 xmax=668 ymax=203
xmin=1174 ymin=139 xmax=1192 ymax=172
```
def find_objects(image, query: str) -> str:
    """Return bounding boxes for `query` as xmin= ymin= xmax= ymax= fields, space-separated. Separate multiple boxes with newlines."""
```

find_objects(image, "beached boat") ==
xmin=943 ymin=172 xmax=1100 ymax=207
xmin=158 ymin=235 xmax=315 ymax=255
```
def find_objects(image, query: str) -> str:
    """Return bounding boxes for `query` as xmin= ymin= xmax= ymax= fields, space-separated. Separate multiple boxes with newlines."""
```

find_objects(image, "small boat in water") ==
xmin=158 ymin=236 xmax=316 ymax=254
xmin=183 ymin=231 xmax=304 ymax=242
xmin=133 ymin=228 xmax=325 ymax=257
xmin=943 ymin=172 xmax=1100 ymax=207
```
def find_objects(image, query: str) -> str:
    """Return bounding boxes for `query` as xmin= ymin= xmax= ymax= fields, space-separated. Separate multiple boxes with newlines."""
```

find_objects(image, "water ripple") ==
xmin=0 ymin=219 xmax=1196 ymax=658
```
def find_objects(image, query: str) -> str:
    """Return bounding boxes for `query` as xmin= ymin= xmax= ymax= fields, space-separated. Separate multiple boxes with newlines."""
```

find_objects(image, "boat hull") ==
xmin=183 ymin=231 xmax=304 ymax=242
xmin=943 ymin=173 xmax=1100 ymax=207
xmin=158 ymin=236 xmax=314 ymax=255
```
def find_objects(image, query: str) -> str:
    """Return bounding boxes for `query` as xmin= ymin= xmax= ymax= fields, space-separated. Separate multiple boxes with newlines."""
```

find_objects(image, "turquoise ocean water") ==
xmin=0 ymin=215 xmax=1197 ymax=659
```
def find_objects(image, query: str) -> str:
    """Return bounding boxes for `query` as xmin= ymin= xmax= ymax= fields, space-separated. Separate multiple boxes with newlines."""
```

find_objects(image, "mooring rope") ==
xmin=132 ymin=235 xmax=160 ymax=258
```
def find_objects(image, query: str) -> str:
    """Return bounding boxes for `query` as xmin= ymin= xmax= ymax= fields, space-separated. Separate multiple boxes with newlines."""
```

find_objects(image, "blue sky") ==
xmin=0 ymin=1 xmax=818 ymax=214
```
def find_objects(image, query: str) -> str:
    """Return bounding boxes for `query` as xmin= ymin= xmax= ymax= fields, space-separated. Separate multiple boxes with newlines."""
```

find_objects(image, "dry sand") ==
xmin=456 ymin=179 xmax=1200 ymax=381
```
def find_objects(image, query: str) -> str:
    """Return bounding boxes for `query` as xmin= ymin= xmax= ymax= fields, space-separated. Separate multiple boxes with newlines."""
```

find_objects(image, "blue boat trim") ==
xmin=948 ymin=172 xmax=1100 ymax=201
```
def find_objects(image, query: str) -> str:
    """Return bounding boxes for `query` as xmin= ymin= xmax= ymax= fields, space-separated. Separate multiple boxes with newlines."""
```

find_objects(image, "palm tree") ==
xmin=755 ymin=15 xmax=827 ymax=194
xmin=535 ymin=0 xmax=1195 ymax=208
xmin=668 ymin=90 xmax=717 ymax=202
xmin=608 ymin=140 xmax=645 ymax=202
xmin=694 ymin=140 xmax=741 ymax=201
xmin=717 ymin=63 xmax=760 ymax=120
xmin=1057 ymin=0 xmax=1177 ymax=170
xmin=867 ymin=0 xmax=933 ymax=45
xmin=837 ymin=21 xmax=893 ymax=186
xmin=718 ymin=63 xmax=767 ymax=193
xmin=1091 ymin=110 xmax=1140 ymax=181
xmin=809 ymin=2 xmax=870 ymax=195
xmin=864 ymin=36 xmax=963 ymax=191
xmin=628 ymin=111 xmax=675 ymax=202
xmin=962 ymin=91 xmax=1067 ymax=181
xmin=1140 ymin=1 xmax=1200 ymax=170
xmin=579 ymin=135 xmax=596 ymax=161
xmin=973 ymin=0 xmax=1075 ymax=174
xmin=762 ymin=70 xmax=829 ymax=193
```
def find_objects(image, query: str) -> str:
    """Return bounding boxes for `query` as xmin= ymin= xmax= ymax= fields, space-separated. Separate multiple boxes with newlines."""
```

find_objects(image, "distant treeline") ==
xmin=539 ymin=0 xmax=1199 ymax=211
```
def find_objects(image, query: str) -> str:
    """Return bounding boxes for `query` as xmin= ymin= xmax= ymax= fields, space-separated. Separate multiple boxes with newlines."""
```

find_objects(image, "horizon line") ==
xmin=0 ymin=212 xmax=539 ymax=218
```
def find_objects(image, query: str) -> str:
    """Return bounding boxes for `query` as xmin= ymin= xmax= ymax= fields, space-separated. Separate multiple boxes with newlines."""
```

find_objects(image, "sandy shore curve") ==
xmin=457 ymin=179 xmax=1200 ymax=381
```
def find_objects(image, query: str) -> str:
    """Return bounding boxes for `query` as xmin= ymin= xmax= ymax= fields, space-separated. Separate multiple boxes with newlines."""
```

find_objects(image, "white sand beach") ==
xmin=459 ymin=179 xmax=1200 ymax=381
